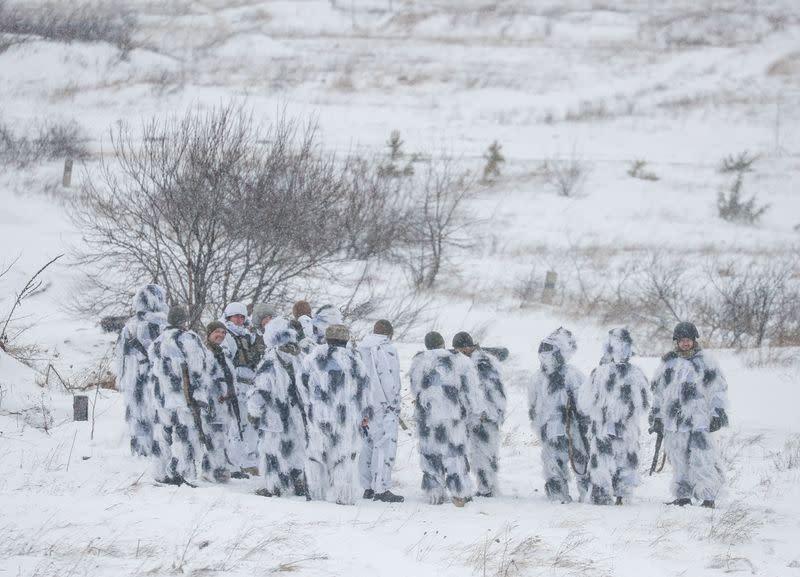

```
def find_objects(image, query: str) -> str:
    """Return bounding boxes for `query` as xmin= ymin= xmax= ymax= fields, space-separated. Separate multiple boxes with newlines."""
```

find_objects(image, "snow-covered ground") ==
xmin=2 ymin=1 xmax=800 ymax=575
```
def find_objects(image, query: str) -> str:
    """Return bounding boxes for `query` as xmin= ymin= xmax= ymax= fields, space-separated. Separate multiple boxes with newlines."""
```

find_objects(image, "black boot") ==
xmin=666 ymin=498 xmax=692 ymax=506
xmin=255 ymin=488 xmax=274 ymax=497
xmin=700 ymin=500 xmax=715 ymax=509
xmin=373 ymin=490 xmax=405 ymax=503
xmin=615 ymin=497 xmax=623 ymax=506
xmin=230 ymin=470 xmax=250 ymax=479
xmin=363 ymin=489 xmax=375 ymax=499
xmin=476 ymin=492 xmax=494 ymax=498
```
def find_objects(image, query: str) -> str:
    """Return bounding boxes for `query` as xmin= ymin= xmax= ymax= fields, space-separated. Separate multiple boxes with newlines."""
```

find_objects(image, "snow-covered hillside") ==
xmin=1 ymin=1 xmax=799 ymax=575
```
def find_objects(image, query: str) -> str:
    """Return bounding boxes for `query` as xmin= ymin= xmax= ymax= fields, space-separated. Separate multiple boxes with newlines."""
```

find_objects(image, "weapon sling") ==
xmin=565 ymin=393 xmax=590 ymax=476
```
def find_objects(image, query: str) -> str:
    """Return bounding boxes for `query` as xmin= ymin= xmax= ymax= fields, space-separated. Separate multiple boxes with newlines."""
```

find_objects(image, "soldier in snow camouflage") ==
xmin=579 ymin=328 xmax=650 ymax=505
xmin=452 ymin=331 xmax=506 ymax=498
xmin=409 ymin=331 xmax=480 ymax=507
xmin=358 ymin=319 xmax=404 ymax=503
xmin=114 ymin=284 xmax=168 ymax=457
xmin=247 ymin=318 xmax=308 ymax=498
xmin=149 ymin=306 xmax=230 ymax=485
xmin=301 ymin=324 xmax=371 ymax=505
xmin=650 ymin=322 xmax=729 ymax=508
xmin=527 ymin=327 xmax=590 ymax=503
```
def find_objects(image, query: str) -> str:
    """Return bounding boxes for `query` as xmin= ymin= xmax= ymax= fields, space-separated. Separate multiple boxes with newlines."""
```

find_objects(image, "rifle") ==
xmin=181 ymin=363 xmax=211 ymax=451
xmin=481 ymin=346 xmax=509 ymax=362
xmin=648 ymin=423 xmax=666 ymax=475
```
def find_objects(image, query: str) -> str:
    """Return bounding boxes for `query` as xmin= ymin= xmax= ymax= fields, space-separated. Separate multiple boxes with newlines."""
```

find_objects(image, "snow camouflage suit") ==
xmin=247 ymin=319 xmax=308 ymax=497
xmin=221 ymin=320 xmax=260 ymax=469
xmin=357 ymin=333 xmax=402 ymax=495
xmin=650 ymin=345 xmax=729 ymax=502
xmin=409 ymin=349 xmax=480 ymax=504
xmin=149 ymin=326 xmax=230 ymax=483
xmin=206 ymin=339 xmax=243 ymax=457
xmin=578 ymin=329 xmax=650 ymax=504
xmin=114 ymin=284 xmax=167 ymax=457
xmin=466 ymin=349 xmax=507 ymax=496
xmin=301 ymin=342 xmax=371 ymax=505
xmin=527 ymin=327 xmax=590 ymax=503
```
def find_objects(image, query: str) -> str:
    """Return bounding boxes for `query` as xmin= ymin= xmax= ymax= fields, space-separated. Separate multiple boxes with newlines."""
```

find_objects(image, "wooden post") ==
xmin=73 ymin=395 xmax=89 ymax=421
xmin=542 ymin=271 xmax=558 ymax=304
xmin=62 ymin=158 xmax=73 ymax=187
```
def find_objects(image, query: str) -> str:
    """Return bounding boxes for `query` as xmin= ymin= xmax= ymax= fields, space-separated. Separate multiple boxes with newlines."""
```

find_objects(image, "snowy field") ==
xmin=2 ymin=0 xmax=800 ymax=575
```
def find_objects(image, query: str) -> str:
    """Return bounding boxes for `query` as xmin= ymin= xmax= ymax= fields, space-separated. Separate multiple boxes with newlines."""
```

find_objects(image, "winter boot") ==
xmin=666 ymin=498 xmax=692 ymax=506
xmin=476 ymin=492 xmax=494 ymax=498
xmin=230 ymin=470 xmax=250 ymax=479
xmin=255 ymin=488 xmax=274 ymax=497
xmin=615 ymin=497 xmax=623 ymax=506
xmin=363 ymin=489 xmax=375 ymax=499
xmin=373 ymin=491 xmax=404 ymax=503
xmin=700 ymin=500 xmax=715 ymax=509
xmin=451 ymin=497 xmax=466 ymax=508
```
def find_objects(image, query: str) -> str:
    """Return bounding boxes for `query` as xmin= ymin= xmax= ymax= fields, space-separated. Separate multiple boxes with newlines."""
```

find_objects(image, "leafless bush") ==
xmin=339 ymin=155 xmax=413 ymax=260
xmin=512 ymin=267 xmax=539 ymax=307
xmin=541 ymin=151 xmax=591 ymax=197
xmin=557 ymin=249 xmax=800 ymax=348
xmin=699 ymin=258 xmax=797 ymax=347
xmin=0 ymin=118 xmax=90 ymax=168
xmin=393 ymin=157 xmax=477 ymax=289
xmin=0 ymin=0 xmax=136 ymax=53
xmin=71 ymin=104 xmax=357 ymax=326
xmin=627 ymin=159 xmax=659 ymax=181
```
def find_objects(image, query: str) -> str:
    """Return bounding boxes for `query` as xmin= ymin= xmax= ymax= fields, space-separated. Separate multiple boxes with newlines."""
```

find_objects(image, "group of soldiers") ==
xmin=115 ymin=284 xmax=730 ymax=508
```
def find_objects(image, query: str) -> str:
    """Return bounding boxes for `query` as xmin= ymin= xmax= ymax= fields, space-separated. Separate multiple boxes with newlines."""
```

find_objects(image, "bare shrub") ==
xmin=70 ymin=104 xmax=353 ymax=326
xmin=627 ymin=159 xmax=659 ymax=181
xmin=0 ymin=0 xmax=136 ymax=53
xmin=339 ymin=155 xmax=413 ymax=260
xmin=557 ymin=249 xmax=800 ymax=349
xmin=394 ymin=157 xmax=477 ymax=289
xmin=512 ymin=267 xmax=539 ymax=307
xmin=0 ymin=118 xmax=90 ymax=167
xmin=541 ymin=151 xmax=591 ymax=197
xmin=699 ymin=257 xmax=797 ymax=347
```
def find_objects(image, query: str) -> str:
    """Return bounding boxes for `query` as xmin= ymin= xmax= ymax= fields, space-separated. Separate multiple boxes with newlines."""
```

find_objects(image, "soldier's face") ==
xmin=261 ymin=316 xmax=272 ymax=329
xmin=677 ymin=338 xmax=694 ymax=351
xmin=209 ymin=328 xmax=226 ymax=345
xmin=229 ymin=314 xmax=246 ymax=327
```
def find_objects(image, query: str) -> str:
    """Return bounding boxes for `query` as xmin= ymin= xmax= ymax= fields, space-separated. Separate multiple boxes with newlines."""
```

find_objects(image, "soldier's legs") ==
xmin=611 ymin=438 xmax=640 ymax=499
xmin=370 ymin=407 xmax=399 ymax=494
xmin=470 ymin=420 xmax=500 ymax=495
xmin=359 ymin=430 xmax=374 ymax=491
xmin=687 ymin=431 xmax=725 ymax=501
xmin=541 ymin=434 xmax=572 ymax=503
xmin=665 ymin=431 xmax=693 ymax=500
xmin=419 ymin=447 xmax=447 ymax=504
xmin=587 ymin=435 xmax=615 ymax=505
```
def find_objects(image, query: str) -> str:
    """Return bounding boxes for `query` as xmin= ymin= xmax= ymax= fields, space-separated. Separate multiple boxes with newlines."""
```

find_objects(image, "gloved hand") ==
xmin=648 ymin=418 xmax=664 ymax=436
xmin=709 ymin=408 xmax=728 ymax=432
